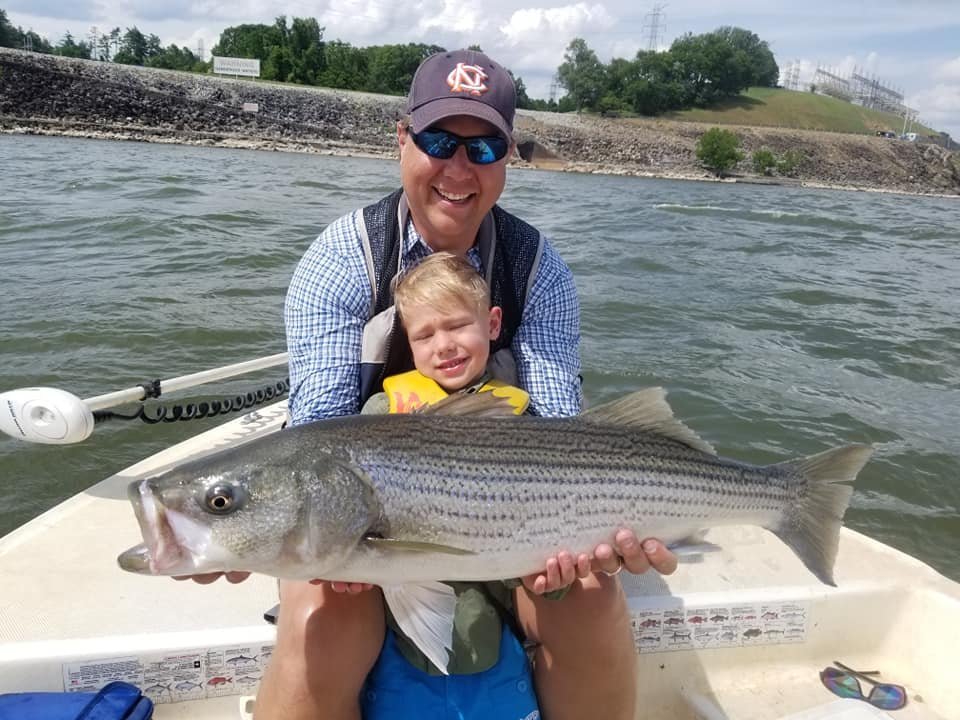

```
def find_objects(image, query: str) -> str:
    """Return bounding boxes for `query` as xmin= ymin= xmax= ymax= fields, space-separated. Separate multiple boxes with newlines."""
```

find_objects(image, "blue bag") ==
xmin=0 ymin=681 xmax=153 ymax=720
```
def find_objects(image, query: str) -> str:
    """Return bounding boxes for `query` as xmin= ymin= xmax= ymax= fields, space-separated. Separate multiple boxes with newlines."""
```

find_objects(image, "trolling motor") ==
xmin=1 ymin=387 xmax=96 ymax=444
xmin=0 ymin=353 xmax=289 ymax=445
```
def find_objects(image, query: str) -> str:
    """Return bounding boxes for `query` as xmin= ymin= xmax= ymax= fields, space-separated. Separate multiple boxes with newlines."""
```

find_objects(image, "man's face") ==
xmin=398 ymin=115 xmax=512 ymax=255
xmin=404 ymin=300 xmax=502 ymax=391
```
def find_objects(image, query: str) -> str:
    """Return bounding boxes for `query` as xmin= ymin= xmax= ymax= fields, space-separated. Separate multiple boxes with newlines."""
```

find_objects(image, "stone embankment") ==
xmin=2 ymin=47 xmax=958 ymax=196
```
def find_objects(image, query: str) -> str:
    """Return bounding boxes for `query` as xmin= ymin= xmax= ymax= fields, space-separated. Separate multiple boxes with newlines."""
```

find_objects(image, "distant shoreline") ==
xmin=2 ymin=47 xmax=958 ymax=199
xmin=7 ymin=120 xmax=958 ymax=202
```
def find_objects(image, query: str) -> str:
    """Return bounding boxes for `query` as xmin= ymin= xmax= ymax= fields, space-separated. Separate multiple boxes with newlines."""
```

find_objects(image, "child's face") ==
xmin=403 ymin=300 xmax=502 ymax=391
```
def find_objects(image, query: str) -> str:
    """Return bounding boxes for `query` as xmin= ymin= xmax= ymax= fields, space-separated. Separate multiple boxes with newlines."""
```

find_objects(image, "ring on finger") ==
xmin=602 ymin=555 xmax=624 ymax=577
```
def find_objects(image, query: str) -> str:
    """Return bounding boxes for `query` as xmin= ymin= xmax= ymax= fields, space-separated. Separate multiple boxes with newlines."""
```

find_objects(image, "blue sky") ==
xmin=6 ymin=1 xmax=959 ymax=138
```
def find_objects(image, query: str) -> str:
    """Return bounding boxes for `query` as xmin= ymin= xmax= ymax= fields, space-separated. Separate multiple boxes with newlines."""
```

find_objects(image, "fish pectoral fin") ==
xmin=382 ymin=582 xmax=457 ymax=675
xmin=582 ymin=387 xmax=716 ymax=455
xmin=415 ymin=391 xmax=517 ymax=417
xmin=362 ymin=536 xmax=476 ymax=555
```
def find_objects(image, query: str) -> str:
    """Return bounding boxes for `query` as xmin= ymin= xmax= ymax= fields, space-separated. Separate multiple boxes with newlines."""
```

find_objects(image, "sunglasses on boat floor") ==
xmin=820 ymin=661 xmax=907 ymax=710
xmin=408 ymin=127 xmax=510 ymax=165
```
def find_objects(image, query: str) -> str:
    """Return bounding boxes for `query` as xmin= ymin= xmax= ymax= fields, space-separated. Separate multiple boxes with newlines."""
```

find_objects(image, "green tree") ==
xmin=714 ymin=26 xmax=778 ymax=87
xmin=366 ymin=43 xmax=441 ymax=94
xmin=752 ymin=148 xmax=777 ymax=175
xmin=212 ymin=22 xmax=285 ymax=65
xmin=509 ymin=71 xmax=532 ymax=109
xmin=54 ymin=31 xmax=92 ymax=58
xmin=113 ymin=26 xmax=150 ymax=64
xmin=777 ymin=149 xmax=803 ymax=176
xmin=259 ymin=44 xmax=287 ymax=81
xmin=147 ymin=44 xmax=203 ymax=72
xmin=320 ymin=40 xmax=368 ymax=89
xmin=287 ymin=17 xmax=325 ymax=84
xmin=670 ymin=32 xmax=751 ymax=106
xmin=557 ymin=38 xmax=605 ymax=113
xmin=696 ymin=128 xmax=744 ymax=176
xmin=0 ymin=10 xmax=17 ymax=48
xmin=19 ymin=28 xmax=53 ymax=53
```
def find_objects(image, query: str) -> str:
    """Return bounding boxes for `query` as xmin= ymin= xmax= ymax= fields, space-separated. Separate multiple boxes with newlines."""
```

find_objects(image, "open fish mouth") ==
xmin=118 ymin=479 xmax=191 ymax=575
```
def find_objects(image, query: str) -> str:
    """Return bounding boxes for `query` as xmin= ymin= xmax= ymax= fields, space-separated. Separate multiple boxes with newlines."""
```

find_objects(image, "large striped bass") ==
xmin=118 ymin=387 xmax=871 ymax=670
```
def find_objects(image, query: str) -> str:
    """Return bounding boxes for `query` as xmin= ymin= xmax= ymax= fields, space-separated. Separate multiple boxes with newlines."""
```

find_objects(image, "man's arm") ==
xmin=285 ymin=213 xmax=371 ymax=425
xmin=512 ymin=238 xmax=582 ymax=418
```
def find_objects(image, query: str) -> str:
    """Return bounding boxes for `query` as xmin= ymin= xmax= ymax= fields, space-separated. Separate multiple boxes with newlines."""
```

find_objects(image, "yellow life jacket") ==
xmin=382 ymin=370 xmax=529 ymax=415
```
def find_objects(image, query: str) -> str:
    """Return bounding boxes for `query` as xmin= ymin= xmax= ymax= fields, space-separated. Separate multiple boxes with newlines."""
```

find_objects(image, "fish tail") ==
xmin=770 ymin=444 xmax=873 ymax=586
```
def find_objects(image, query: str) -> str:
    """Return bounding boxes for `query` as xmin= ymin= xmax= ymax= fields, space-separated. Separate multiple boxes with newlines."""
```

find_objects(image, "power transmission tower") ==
xmin=642 ymin=4 xmax=667 ymax=52
xmin=23 ymin=29 xmax=33 ymax=52
xmin=197 ymin=38 xmax=205 ymax=62
xmin=89 ymin=26 xmax=99 ymax=60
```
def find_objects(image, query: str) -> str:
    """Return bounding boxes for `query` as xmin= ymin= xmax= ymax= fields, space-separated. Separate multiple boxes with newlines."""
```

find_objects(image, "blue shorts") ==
xmin=360 ymin=624 xmax=540 ymax=720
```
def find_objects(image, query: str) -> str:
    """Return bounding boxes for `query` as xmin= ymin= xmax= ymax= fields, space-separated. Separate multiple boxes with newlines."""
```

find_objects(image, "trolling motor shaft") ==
xmin=0 ymin=352 xmax=289 ymax=445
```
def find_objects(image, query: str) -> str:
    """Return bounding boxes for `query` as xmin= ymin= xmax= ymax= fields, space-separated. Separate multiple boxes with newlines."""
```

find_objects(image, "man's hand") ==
xmin=593 ymin=530 xmax=678 ymax=577
xmin=174 ymin=573 xmax=376 ymax=593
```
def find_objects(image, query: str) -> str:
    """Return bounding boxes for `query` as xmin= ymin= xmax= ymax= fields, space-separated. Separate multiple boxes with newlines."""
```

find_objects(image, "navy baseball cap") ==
xmin=406 ymin=49 xmax=516 ymax=142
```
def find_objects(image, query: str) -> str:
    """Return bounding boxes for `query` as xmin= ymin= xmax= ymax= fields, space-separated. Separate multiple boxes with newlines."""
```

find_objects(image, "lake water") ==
xmin=1 ymin=134 xmax=958 ymax=581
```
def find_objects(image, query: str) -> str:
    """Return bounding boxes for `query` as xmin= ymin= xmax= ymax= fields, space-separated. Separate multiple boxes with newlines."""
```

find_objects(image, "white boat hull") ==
xmin=1 ymin=401 xmax=957 ymax=719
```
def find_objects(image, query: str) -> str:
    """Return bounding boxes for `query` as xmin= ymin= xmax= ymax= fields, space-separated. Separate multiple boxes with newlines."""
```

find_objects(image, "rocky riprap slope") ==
xmin=3 ymin=47 xmax=958 ymax=196
xmin=0 ymin=47 xmax=403 ymax=154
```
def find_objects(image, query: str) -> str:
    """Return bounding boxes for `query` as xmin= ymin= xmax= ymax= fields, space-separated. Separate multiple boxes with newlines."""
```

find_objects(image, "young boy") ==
xmin=361 ymin=251 xmax=528 ymax=416
xmin=359 ymin=252 xmax=538 ymax=720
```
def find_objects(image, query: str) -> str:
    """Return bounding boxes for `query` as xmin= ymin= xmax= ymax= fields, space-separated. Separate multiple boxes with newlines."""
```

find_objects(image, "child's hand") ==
xmin=316 ymin=580 xmax=377 ymax=593
xmin=522 ymin=550 xmax=592 ymax=595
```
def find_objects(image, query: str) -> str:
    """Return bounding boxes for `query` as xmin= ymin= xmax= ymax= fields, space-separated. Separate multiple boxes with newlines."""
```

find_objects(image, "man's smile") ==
xmin=434 ymin=188 xmax=474 ymax=203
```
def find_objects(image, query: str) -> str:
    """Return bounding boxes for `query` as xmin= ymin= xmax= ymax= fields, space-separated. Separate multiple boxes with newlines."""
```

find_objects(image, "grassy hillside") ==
xmin=665 ymin=87 xmax=937 ymax=137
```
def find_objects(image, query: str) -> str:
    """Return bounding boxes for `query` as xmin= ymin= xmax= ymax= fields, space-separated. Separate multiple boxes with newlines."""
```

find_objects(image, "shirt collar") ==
xmin=397 ymin=193 xmax=488 ymax=272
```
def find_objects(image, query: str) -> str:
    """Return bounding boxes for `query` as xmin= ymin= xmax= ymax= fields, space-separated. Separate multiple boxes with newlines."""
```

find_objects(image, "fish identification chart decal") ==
xmin=630 ymin=600 xmax=809 ymax=653
xmin=62 ymin=642 xmax=275 ymax=703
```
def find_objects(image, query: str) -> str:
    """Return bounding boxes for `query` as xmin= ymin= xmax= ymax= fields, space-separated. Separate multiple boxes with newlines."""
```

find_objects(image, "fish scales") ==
xmin=337 ymin=416 xmax=793 ymax=556
xmin=119 ymin=388 xmax=871 ymax=589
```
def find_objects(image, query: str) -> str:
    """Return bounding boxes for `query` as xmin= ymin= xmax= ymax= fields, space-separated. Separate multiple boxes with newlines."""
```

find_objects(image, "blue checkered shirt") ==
xmin=285 ymin=207 xmax=581 ymax=424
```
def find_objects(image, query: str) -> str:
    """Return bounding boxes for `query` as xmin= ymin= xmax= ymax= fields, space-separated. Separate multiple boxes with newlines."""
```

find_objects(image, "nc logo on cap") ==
xmin=447 ymin=63 xmax=488 ymax=96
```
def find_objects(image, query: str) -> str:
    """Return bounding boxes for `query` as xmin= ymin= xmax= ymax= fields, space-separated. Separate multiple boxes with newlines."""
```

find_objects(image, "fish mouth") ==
xmin=119 ymin=478 xmax=192 ymax=575
xmin=117 ymin=542 xmax=153 ymax=574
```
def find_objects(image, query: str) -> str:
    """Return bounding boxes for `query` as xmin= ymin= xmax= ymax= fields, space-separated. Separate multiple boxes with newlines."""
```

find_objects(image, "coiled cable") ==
xmin=93 ymin=378 xmax=289 ymax=425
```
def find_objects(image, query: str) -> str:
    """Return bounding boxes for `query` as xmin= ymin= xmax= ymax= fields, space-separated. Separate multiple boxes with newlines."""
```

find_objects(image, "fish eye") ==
xmin=204 ymin=484 xmax=244 ymax=514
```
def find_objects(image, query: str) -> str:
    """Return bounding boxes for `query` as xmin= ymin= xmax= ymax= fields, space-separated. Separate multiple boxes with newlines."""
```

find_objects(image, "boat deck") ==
xmin=1 ymin=402 xmax=957 ymax=719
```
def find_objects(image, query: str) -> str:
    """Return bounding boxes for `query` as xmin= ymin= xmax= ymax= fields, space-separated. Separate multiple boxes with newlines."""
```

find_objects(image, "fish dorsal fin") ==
xmin=415 ymin=391 xmax=517 ymax=417
xmin=582 ymin=387 xmax=716 ymax=455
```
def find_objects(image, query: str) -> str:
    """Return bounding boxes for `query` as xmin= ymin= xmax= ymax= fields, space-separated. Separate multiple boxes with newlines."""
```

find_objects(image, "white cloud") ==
xmin=910 ymin=83 xmax=960 ymax=137
xmin=936 ymin=56 xmax=960 ymax=82
xmin=414 ymin=0 xmax=490 ymax=38
xmin=500 ymin=3 xmax=614 ymax=47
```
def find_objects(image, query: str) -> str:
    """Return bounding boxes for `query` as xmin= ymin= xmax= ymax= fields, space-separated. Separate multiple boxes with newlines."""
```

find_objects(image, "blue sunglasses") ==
xmin=408 ymin=127 xmax=510 ymax=165
xmin=820 ymin=662 xmax=907 ymax=711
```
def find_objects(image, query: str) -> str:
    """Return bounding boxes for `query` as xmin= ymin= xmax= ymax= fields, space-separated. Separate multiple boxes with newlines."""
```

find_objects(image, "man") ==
xmin=254 ymin=49 xmax=678 ymax=720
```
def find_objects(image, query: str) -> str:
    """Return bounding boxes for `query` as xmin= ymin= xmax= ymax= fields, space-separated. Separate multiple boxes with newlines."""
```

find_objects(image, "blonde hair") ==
xmin=394 ymin=252 xmax=490 ymax=321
